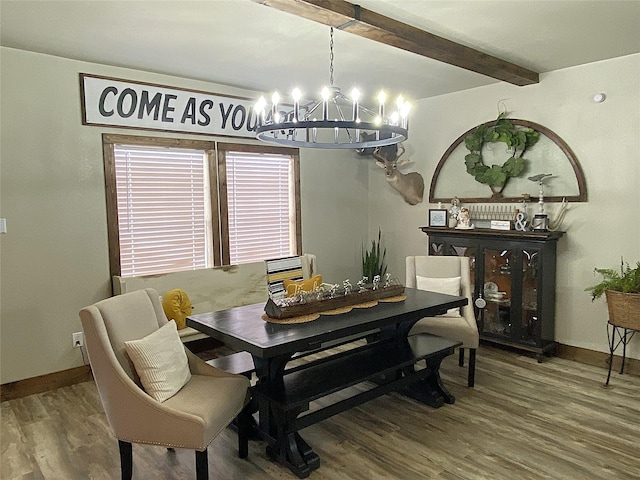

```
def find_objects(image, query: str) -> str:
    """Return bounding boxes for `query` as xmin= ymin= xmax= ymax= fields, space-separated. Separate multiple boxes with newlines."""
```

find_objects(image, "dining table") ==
xmin=187 ymin=287 xmax=467 ymax=478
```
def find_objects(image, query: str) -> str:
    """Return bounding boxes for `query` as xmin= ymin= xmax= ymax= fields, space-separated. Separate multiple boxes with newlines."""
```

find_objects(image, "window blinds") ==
xmin=114 ymin=145 xmax=211 ymax=277
xmin=225 ymin=151 xmax=295 ymax=265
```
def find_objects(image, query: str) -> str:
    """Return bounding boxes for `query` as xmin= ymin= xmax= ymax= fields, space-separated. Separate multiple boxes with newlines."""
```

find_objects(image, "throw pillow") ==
xmin=162 ymin=289 xmax=193 ymax=329
xmin=416 ymin=275 xmax=462 ymax=317
xmin=124 ymin=321 xmax=191 ymax=402
xmin=283 ymin=274 xmax=323 ymax=297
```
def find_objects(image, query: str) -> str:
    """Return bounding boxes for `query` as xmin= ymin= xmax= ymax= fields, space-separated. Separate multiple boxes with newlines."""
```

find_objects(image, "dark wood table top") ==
xmin=187 ymin=287 xmax=467 ymax=358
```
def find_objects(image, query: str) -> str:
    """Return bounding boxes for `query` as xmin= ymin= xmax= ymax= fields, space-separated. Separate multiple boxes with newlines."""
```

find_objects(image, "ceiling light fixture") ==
xmin=254 ymin=27 xmax=410 ymax=150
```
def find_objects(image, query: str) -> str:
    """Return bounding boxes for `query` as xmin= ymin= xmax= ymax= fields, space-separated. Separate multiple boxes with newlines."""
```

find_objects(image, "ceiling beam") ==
xmin=252 ymin=0 xmax=539 ymax=86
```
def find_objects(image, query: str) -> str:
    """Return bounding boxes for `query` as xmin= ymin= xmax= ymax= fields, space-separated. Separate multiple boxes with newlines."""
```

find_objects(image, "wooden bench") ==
xmin=253 ymin=333 xmax=460 ymax=477
xmin=206 ymin=351 xmax=255 ymax=378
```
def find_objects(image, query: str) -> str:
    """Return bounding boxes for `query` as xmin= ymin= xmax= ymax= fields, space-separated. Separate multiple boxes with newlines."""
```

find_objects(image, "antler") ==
xmin=373 ymin=144 xmax=402 ymax=163
xmin=372 ymin=149 xmax=386 ymax=164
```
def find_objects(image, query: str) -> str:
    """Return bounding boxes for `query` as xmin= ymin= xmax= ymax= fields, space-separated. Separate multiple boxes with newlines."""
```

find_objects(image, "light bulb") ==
xmin=377 ymin=91 xmax=386 ymax=118
xmin=291 ymin=88 xmax=301 ymax=122
xmin=351 ymin=88 xmax=361 ymax=122
xmin=321 ymin=87 xmax=330 ymax=120
xmin=254 ymin=96 xmax=266 ymax=114
xmin=271 ymin=92 xmax=280 ymax=124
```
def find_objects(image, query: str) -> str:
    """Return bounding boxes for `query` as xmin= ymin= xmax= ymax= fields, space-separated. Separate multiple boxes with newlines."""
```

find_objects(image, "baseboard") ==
xmin=556 ymin=343 xmax=640 ymax=376
xmin=1 ymin=365 xmax=92 ymax=403
xmin=1 ymin=342 xmax=637 ymax=402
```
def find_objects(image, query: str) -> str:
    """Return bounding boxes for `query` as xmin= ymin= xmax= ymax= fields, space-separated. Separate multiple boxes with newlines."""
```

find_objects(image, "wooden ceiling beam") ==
xmin=252 ymin=0 xmax=539 ymax=86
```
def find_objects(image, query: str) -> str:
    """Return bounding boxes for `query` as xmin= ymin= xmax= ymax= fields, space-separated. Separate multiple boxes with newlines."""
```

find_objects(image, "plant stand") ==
xmin=604 ymin=290 xmax=640 ymax=386
xmin=605 ymin=323 xmax=637 ymax=386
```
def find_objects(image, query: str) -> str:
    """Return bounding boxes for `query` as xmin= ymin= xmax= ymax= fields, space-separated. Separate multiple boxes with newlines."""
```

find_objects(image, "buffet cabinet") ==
xmin=420 ymin=227 xmax=564 ymax=360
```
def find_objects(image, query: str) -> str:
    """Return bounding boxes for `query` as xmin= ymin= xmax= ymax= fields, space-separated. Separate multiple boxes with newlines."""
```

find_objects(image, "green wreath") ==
xmin=464 ymin=114 xmax=540 ymax=197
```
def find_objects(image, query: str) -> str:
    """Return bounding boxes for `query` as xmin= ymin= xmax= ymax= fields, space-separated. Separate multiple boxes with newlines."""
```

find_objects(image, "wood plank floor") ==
xmin=2 ymin=345 xmax=639 ymax=480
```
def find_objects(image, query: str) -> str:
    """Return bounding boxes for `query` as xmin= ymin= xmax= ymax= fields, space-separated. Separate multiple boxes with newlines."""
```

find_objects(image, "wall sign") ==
xmin=80 ymin=73 xmax=257 ymax=139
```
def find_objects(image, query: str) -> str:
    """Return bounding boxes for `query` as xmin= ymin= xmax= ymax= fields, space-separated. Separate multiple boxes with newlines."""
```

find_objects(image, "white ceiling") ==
xmin=1 ymin=0 xmax=639 ymax=102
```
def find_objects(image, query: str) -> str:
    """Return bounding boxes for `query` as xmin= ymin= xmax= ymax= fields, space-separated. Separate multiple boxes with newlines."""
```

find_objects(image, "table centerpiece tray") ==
xmin=264 ymin=284 xmax=405 ymax=319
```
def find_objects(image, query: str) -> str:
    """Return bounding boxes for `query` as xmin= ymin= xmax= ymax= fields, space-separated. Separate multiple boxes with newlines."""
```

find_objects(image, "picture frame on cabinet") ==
xmin=428 ymin=209 xmax=449 ymax=228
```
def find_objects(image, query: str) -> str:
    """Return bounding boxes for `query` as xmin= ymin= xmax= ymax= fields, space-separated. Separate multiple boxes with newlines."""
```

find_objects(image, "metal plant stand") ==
xmin=603 ymin=290 xmax=640 ymax=387
xmin=605 ymin=322 xmax=637 ymax=386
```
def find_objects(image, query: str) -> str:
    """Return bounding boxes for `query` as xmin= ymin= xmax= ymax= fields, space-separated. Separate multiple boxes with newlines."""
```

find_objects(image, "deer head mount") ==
xmin=373 ymin=144 xmax=424 ymax=206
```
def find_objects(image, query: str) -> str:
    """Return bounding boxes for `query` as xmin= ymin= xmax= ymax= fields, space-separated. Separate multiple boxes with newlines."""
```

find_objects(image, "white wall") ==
xmin=0 ymin=47 xmax=369 ymax=384
xmin=369 ymin=54 xmax=640 ymax=359
xmin=2 ymin=47 xmax=637 ymax=384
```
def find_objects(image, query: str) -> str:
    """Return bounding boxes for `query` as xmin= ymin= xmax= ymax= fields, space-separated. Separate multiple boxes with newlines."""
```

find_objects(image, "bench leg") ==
xmin=468 ymin=348 xmax=476 ymax=388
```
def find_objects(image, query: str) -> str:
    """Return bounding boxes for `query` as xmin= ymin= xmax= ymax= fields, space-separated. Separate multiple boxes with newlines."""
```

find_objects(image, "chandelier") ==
xmin=254 ymin=28 xmax=410 ymax=150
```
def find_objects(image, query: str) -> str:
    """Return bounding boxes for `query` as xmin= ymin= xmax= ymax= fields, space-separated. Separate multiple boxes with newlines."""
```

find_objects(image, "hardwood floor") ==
xmin=2 ymin=345 xmax=639 ymax=479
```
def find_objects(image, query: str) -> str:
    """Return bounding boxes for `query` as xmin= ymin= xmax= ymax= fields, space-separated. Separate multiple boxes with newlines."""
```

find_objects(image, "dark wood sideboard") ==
xmin=420 ymin=227 xmax=565 ymax=361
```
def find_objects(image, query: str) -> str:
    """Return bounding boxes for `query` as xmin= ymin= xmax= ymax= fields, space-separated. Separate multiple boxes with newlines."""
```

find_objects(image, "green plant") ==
xmin=585 ymin=258 xmax=640 ymax=301
xmin=464 ymin=113 xmax=540 ymax=197
xmin=362 ymin=228 xmax=387 ymax=281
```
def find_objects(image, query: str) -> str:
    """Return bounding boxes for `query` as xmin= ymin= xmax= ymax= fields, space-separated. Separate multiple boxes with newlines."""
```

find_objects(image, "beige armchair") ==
xmin=79 ymin=288 xmax=251 ymax=480
xmin=406 ymin=256 xmax=479 ymax=387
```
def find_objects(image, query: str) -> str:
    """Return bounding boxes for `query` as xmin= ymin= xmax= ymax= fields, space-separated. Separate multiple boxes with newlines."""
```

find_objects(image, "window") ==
xmin=102 ymin=134 xmax=300 ymax=277
xmin=219 ymin=146 xmax=300 ymax=265
xmin=113 ymin=144 xmax=212 ymax=277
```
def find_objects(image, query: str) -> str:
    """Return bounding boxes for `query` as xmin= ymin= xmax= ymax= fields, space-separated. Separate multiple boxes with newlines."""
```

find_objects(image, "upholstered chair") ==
xmin=80 ymin=288 xmax=251 ymax=480
xmin=406 ymin=256 xmax=479 ymax=387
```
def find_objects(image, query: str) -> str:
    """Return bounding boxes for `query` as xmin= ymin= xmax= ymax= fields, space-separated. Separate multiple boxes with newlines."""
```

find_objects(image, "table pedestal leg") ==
xmin=255 ymin=355 xmax=321 ymax=478
xmin=403 ymin=354 xmax=455 ymax=407
xmin=266 ymin=412 xmax=320 ymax=479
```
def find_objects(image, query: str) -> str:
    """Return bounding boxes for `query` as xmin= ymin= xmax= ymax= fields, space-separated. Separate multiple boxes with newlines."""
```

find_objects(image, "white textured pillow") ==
xmin=416 ymin=275 xmax=462 ymax=317
xmin=124 ymin=321 xmax=191 ymax=402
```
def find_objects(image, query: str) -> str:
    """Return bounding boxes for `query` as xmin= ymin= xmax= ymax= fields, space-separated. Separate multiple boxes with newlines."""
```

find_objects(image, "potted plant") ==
xmin=585 ymin=258 xmax=640 ymax=330
xmin=362 ymin=228 xmax=387 ymax=282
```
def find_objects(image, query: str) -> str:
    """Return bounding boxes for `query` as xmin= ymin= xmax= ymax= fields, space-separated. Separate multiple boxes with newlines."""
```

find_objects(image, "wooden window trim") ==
xmin=217 ymin=143 xmax=301 ymax=265
xmin=102 ymin=134 xmax=301 ymax=277
xmin=102 ymin=133 xmax=218 ymax=277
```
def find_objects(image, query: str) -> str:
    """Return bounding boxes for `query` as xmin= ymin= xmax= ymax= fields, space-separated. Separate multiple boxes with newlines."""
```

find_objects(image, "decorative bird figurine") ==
xmin=528 ymin=173 xmax=553 ymax=183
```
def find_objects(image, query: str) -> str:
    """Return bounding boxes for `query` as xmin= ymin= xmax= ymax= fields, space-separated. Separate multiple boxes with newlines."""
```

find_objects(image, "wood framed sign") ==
xmin=428 ymin=209 xmax=449 ymax=228
xmin=80 ymin=73 xmax=257 ymax=139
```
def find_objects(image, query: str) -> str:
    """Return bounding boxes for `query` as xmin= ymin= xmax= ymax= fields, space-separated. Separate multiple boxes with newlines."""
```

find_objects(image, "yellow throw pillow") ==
xmin=162 ymin=289 xmax=193 ymax=329
xmin=283 ymin=274 xmax=323 ymax=297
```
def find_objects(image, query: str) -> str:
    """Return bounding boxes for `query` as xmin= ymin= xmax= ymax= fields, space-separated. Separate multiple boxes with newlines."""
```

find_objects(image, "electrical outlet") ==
xmin=72 ymin=332 xmax=84 ymax=348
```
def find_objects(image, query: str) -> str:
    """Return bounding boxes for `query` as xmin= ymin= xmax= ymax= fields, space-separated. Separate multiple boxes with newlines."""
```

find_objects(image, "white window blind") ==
xmin=114 ymin=144 xmax=212 ymax=277
xmin=225 ymin=151 xmax=295 ymax=265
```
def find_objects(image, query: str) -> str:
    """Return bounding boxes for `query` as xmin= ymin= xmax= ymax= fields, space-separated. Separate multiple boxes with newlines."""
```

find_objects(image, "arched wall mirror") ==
xmin=429 ymin=119 xmax=587 ymax=203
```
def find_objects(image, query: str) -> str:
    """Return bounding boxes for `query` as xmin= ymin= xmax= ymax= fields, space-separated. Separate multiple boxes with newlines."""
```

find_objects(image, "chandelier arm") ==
xmin=331 ymin=98 xmax=354 ymax=142
xmin=358 ymin=104 xmax=379 ymax=118
xmin=303 ymin=101 xmax=322 ymax=119
xmin=331 ymin=97 xmax=348 ymax=122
